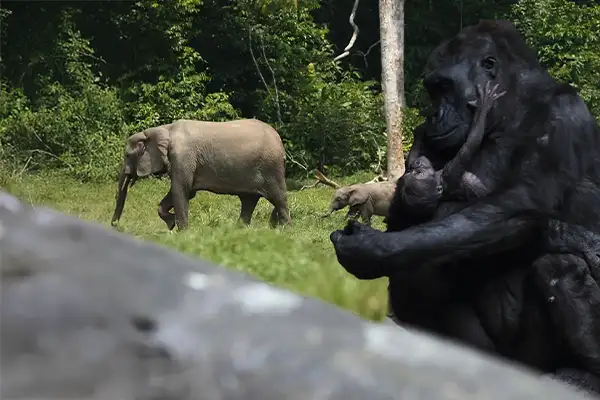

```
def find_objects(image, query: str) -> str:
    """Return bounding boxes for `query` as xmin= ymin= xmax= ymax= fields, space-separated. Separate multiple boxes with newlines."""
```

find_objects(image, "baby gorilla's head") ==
xmin=398 ymin=156 xmax=442 ymax=213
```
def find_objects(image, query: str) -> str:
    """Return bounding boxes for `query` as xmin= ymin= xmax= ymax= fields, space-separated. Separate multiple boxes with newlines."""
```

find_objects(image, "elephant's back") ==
xmin=171 ymin=119 xmax=286 ymax=189
xmin=173 ymin=118 xmax=284 ymax=152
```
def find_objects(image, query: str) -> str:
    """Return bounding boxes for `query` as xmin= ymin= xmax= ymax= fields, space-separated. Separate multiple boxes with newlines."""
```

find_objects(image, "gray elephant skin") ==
xmin=110 ymin=118 xmax=292 ymax=230
xmin=324 ymin=182 xmax=396 ymax=226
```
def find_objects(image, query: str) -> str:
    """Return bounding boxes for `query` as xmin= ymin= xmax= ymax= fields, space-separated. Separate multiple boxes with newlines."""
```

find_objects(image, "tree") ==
xmin=379 ymin=0 xmax=406 ymax=180
xmin=335 ymin=0 xmax=406 ymax=181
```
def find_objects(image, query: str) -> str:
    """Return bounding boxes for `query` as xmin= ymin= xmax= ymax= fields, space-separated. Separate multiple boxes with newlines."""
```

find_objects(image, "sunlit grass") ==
xmin=2 ymin=170 xmax=390 ymax=321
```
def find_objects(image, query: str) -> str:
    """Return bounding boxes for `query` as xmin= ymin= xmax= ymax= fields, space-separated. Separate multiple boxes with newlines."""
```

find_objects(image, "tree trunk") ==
xmin=379 ymin=0 xmax=406 ymax=181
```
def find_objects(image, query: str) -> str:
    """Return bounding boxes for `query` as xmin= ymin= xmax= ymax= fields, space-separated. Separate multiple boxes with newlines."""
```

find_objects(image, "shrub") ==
xmin=0 ymin=81 xmax=126 ymax=181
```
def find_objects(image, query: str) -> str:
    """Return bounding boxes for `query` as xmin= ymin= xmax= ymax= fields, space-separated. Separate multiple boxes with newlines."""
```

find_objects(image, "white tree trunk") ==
xmin=379 ymin=0 xmax=406 ymax=180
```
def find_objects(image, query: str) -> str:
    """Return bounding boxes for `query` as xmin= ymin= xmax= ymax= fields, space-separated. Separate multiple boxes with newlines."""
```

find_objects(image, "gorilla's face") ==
xmin=422 ymin=30 xmax=506 ymax=154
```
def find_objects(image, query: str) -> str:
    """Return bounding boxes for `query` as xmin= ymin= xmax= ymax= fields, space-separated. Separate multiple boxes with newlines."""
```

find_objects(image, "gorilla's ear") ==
xmin=136 ymin=127 xmax=170 ymax=177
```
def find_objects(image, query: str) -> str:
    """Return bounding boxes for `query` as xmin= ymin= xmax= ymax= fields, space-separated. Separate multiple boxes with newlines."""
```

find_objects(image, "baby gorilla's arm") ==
xmin=441 ymin=82 xmax=506 ymax=198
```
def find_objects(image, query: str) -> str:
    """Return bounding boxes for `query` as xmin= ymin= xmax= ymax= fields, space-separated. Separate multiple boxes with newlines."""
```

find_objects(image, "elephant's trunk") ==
xmin=110 ymin=166 xmax=133 ymax=227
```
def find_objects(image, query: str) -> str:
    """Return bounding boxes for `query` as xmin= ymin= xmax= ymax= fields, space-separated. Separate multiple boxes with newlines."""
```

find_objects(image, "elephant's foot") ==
xmin=158 ymin=206 xmax=176 ymax=231
xmin=237 ymin=217 xmax=252 ymax=227
xmin=165 ymin=218 xmax=176 ymax=231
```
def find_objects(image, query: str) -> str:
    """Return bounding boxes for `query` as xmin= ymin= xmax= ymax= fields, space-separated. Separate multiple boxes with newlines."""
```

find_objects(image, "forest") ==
xmin=1 ymin=0 xmax=600 ymax=320
xmin=1 ymin=0 xmax=598 ymax=182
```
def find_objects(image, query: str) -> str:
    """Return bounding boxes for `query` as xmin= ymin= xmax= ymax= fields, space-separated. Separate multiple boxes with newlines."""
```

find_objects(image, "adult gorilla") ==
xmin=330 ymin=20 xmax=600 ymax=393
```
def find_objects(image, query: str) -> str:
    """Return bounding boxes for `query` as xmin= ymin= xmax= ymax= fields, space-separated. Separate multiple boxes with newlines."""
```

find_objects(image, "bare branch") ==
xmin=355 ymin=39 xmax=381 ymax=68
xmin=299 ymin=180 xmax=321 ymax=191
xmin=249 ymin=26 xmax=307 ymax=171
xmin=248 ymin=27 xmax=270 ymax=93
xmin=258 ymin=34 xmax=282 ymax=126
xmin=287 ymin=153 xmax=309 ymax=171
xmin=333 ymin=0 xmax=360 ymax=61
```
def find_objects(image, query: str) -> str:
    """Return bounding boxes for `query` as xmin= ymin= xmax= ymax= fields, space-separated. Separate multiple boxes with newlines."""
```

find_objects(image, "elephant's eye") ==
xmin=481 ymin=57 xmax=496 ymax=71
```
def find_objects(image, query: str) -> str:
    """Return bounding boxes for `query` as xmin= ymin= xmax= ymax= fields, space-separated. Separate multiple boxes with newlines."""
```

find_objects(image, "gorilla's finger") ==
xmin=344 ymin=219 xmax=367 ymax=234
xmin=330 ymin=230 xmax=345 ymax=244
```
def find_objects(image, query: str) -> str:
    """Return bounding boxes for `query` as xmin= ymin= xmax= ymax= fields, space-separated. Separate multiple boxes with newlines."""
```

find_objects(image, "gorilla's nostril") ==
xmin=467 ymin=99 xmax=478 ymax=110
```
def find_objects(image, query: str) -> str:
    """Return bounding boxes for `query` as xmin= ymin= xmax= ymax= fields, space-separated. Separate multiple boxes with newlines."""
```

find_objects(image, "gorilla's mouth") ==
xmin=433 ymin=126 xmax=458 ymax=140
xmin=428 ymin=126 xmax=463 ymax=145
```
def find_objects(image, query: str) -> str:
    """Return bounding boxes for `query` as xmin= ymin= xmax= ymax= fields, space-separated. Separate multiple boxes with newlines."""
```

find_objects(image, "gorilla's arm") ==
xmin=331 ymin=185 xmax=543 ymax=280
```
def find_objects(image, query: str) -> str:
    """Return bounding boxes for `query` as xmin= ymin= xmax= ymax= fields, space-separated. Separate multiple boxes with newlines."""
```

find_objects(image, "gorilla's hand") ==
xmin=330 ymin=220 xmax=390 ymax=280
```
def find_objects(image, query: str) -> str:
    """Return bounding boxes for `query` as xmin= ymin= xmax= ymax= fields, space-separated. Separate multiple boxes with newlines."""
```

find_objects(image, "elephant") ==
xmin=322 ymin=181 xmax=396 ymax=226
xmin=110 ymin=118 xmax=292 ymax=230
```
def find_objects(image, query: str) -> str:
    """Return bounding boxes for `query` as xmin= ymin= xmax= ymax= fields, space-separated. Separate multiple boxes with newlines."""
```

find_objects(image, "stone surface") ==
xmin=0 ymin=190 xmax=593 ymax=399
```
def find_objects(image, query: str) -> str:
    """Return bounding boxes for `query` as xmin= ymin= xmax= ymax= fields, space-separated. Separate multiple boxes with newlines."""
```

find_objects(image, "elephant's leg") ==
xmin=170 ymin=173 xmax=191 ymax=231
xmin=265 ymin=182 xmax=291 ymax=227
xmin=238 ymin=194 xmax=261 ymax=225
xmin=360 ymin=206 xmax=373 ymax=226
xmin=269 ymin=208 xmax=279 ymax=226
xmin=268 ymin=196 xmax=291 ymax=227
xmin=345 ymin=205 xmax=361 ymax=220
xmin=158 ymin=190 xmax=176 ymax=231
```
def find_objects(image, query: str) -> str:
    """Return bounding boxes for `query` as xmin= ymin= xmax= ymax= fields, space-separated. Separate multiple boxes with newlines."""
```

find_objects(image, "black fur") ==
xmin=388 ymin=82 xmax=503 ymax=232
xmin=330 ymin=19 xmax=600 ymax=395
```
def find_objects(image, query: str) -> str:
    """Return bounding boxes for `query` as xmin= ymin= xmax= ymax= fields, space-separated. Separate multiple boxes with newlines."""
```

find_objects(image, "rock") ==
xmin=0 ymin=190 xmax=592 ymax=399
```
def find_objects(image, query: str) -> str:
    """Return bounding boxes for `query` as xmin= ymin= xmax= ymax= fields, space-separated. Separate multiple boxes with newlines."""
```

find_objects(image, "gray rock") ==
xmin=0 ymin=190 xmax=593 ymax=400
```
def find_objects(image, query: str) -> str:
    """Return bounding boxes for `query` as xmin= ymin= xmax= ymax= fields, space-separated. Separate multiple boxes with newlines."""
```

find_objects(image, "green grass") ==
xmin=2 ymin=170 xmax=390 ymax=321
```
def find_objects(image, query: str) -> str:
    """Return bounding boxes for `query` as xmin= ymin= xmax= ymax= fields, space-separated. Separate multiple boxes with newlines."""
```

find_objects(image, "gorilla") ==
xmin=388 ymin=81 xmax=505 ymax=231
xmin=330 ymin=20 xmax=600 ymax=395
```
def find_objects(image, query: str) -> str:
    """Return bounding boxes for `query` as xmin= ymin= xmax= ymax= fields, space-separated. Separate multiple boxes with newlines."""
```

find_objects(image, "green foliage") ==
xmin=237 ymin=3 xmax=386 ymax=175
xmin=3 ymin=0 xmax=599 ymax=184
xmin=124 ymin=71 xmax=239 ymax=132
xmin=0 ymin=10 xmax=127 ymax=181
xmin=511 ymin=0 xmax=600 ymax=117
xmin=402 ymin=107 xmax=424 ymax=154
xmin=282 ymin=70 xmax=386 ymax=175
xmin=0 ymin=81 xmax=126 ymax=181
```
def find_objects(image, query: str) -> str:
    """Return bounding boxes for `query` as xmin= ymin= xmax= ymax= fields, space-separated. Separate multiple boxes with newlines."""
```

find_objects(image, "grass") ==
xmin=2 ymin=170 xmax=390 ymax=322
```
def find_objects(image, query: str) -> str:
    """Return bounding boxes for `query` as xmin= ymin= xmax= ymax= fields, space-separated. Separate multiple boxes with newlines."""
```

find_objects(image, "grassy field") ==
xmin=2 ymin=171 xmax=390 ymax=321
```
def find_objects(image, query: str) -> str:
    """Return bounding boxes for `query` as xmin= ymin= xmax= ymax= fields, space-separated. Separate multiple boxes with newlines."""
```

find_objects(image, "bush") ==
xmin=511 ymin=0 xmax=600 ymax=118
xmin=123 ymin=68 xmax=240 ymax=134
xmin=0 ymin=81 xmax=127 ymax=181
xmin=280 ymin=70 xmax=387 ymax=176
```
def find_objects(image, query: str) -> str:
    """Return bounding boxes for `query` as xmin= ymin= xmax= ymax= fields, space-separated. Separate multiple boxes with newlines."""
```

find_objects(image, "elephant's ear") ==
xmin=137 ymin=127 xmax=170 ymax=177
xmin=348 ymin=188 xmax=368 ymax=206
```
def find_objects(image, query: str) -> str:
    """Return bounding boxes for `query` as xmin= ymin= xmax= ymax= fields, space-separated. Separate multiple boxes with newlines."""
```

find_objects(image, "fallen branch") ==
xmin=364 ymin=175 xmax=389 ymax=184
xmin=299 ymin=180 xmax=321 ymax=191
xmin=315 ymin=169 xmax=340 ymax=189
xmin=333 ymin=0 xmax=360 ymax=61
xmin=299 ymin=169 xmax=341 ymax=191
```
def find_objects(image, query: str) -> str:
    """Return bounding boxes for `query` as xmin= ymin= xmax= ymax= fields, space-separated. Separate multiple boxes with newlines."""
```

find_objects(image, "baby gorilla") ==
xmin=387 ymin=82 xmax=504 ymax=232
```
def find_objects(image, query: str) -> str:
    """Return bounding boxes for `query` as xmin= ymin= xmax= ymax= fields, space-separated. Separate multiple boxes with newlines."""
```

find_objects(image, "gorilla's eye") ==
xmin=481 ymin=57 xmax=496 ymax=71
